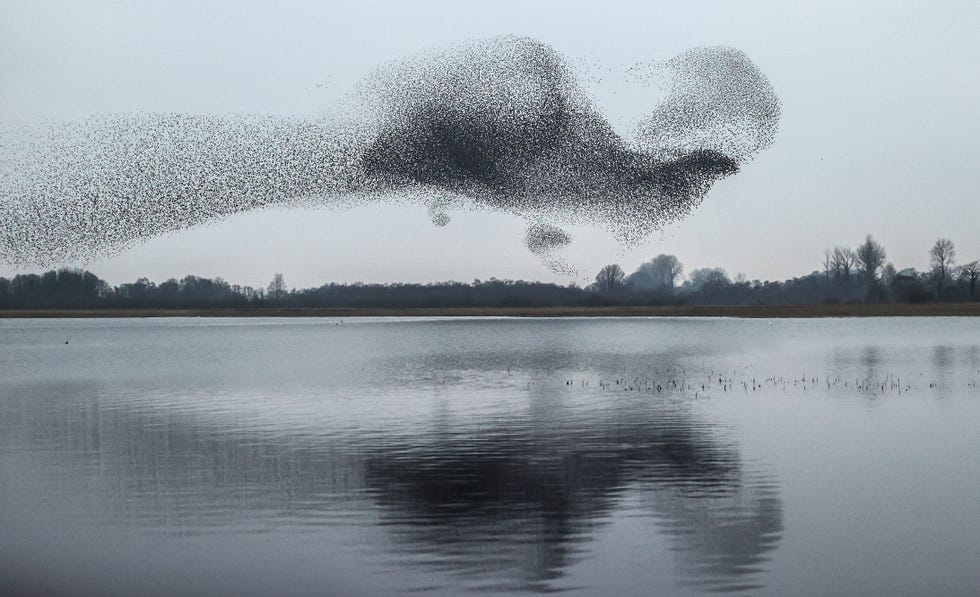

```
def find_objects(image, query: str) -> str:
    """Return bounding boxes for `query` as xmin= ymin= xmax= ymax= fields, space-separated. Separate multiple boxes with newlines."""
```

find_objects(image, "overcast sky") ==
xmin=1 ymin=0 xmax=977 ymax=288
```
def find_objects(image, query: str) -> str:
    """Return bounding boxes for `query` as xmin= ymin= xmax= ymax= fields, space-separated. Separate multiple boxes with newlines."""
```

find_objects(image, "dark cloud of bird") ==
xmin=0 ymin=36 xmax=779 ymax=270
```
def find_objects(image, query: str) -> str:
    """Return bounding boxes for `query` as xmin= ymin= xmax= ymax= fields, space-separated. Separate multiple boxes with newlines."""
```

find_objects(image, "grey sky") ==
xmin=1 ymin=0 xmax=977 ymax=288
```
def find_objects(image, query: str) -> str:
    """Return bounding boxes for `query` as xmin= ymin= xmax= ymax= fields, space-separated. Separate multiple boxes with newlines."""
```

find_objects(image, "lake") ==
xmin=1 ymin=317 xmax=978 ymax=595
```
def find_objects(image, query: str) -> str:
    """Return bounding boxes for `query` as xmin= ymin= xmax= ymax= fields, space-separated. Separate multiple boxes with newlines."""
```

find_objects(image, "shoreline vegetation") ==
xmin=2 ymin=236 xmax=976 ymax=316
xmin=2 ymin=303 xmax=978 ymax=319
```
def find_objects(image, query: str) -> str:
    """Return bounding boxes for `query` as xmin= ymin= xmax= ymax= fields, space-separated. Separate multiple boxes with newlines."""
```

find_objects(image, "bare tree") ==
xmin=267 ymin=273 xmax=287 ymax=304
xmin=881 ymin=262 xmax=897 ymax=288
xmin=929 ymin=238 xmax=955 ymax=295
xmin=961 ymin=261 xmax=979 ymax=299
xmin=628 ymin=254 xmax=683 ymax=290
xmin=831 ymin=246 xmax=857 ymax=279
xmin=822 ymin=250 xmax=834 ymax=283
xmin=855 ymin=235 xmax=886 ymax=282
xmin=594 ymin=264 xmax=626 ymax=293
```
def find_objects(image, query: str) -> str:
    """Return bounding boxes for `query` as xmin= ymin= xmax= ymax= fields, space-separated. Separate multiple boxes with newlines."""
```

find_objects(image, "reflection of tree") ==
xmin=0 ymin=349 xmax=783 ymax=593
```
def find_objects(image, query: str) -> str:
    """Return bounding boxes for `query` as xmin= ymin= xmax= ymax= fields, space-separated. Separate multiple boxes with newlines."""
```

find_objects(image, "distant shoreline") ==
xmin=1 ymin=303 xmax=978 ymax=319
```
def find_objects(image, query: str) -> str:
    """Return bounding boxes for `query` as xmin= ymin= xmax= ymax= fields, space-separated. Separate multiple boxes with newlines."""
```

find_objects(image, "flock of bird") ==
xmin=528 ymin=366 xmax=978 ymax=399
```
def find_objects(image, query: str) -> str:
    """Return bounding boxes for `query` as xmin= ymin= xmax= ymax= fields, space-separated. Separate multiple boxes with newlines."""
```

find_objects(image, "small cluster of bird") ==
xmin=539 ymin=366 xmax=970 ymax=399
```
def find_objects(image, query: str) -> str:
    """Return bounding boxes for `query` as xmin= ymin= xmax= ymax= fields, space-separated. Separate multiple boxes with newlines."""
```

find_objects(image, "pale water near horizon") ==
xmin=1 ymin=317 xmax=978 ymax=595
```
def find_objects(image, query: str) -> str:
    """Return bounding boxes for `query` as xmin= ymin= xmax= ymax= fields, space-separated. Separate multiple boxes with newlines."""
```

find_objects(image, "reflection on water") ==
xmin=0 ymin=382 xmax=779 ymax=593
xmin=363 ymin=411 xmax=781 ymax=593
xmin=1 ymin=317 xmax=978 ymax=595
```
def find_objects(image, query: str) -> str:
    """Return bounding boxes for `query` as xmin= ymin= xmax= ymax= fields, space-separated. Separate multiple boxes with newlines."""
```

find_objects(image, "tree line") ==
xmin=0 ymin=236 xmax=976 ymax=310
xmin=590 ymin=236 xmax=977 ymax=306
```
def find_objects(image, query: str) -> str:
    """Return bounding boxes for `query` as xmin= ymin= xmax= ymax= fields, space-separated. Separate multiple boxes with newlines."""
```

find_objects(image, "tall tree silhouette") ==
xmin=628 ymin=255 xmax=683 ymax=290
xmin=267 ymin=273 xmax=287 ymax=304
xmin=929 ymin=238 xmax=955 ymax=296
xmin=593 ymin=265 xmax=625 ymax=293
xmin=855 ymin=235 xmax=886 ymax=282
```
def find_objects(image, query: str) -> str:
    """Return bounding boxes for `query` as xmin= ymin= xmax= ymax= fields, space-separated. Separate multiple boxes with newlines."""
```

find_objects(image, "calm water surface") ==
xmin=1 ymin=317 xmax=978 ymax=595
